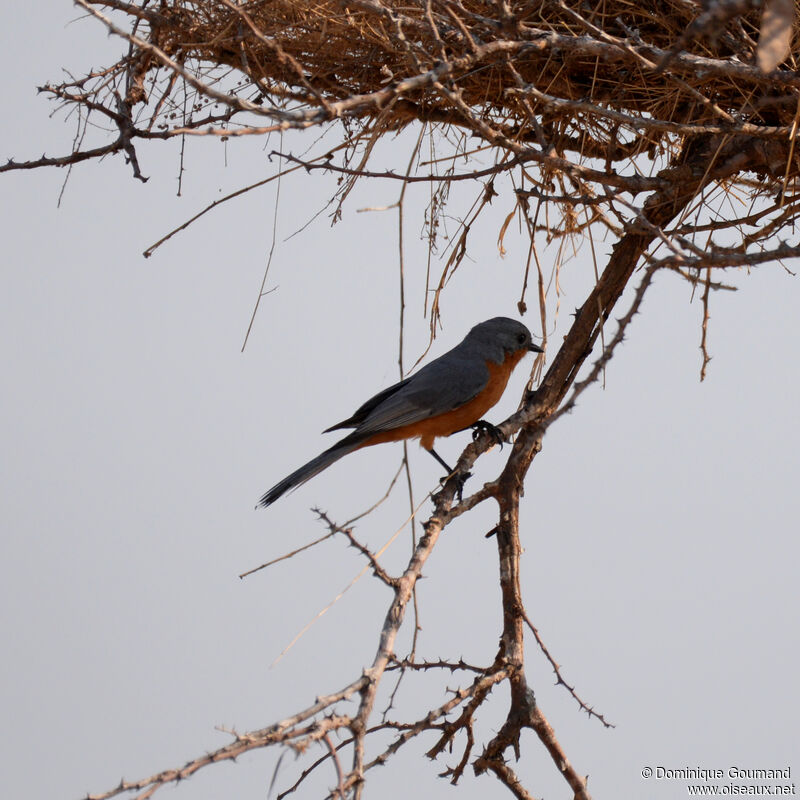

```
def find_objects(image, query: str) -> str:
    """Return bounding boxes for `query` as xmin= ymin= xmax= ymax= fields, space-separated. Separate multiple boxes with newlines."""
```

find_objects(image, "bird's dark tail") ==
xmin=257 ymin=432 xmax=366 ymax=508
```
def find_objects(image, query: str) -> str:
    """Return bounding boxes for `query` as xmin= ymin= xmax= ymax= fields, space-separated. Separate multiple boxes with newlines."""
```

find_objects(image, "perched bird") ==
xmin=257 ymin=317 xmax=542 ymax=507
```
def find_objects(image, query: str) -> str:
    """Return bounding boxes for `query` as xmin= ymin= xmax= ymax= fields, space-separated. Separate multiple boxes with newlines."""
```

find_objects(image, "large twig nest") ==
xmin=119 ymin=0 xmax=800 ymax=150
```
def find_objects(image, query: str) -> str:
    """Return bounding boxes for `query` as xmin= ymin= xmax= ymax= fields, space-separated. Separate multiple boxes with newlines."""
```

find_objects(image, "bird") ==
xmin=257 ymin=317 xmax=542 ymax=507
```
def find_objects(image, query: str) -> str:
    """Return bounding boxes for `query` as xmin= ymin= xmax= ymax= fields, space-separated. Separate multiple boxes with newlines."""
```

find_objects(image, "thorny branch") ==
xmin=8 ymin=2 xmax=800 ymax=799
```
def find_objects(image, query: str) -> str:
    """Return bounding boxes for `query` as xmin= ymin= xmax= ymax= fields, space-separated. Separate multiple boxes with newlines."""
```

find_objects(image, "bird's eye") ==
xmin=517 ymin=333 xmax=526 ymax=344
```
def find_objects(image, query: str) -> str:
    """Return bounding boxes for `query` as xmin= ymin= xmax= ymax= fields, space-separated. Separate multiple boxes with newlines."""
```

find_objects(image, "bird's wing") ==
xmin=356 ymin=351 xmax=489 ymax=434
xmin=324 ymin=376 xmax=413 ymax=432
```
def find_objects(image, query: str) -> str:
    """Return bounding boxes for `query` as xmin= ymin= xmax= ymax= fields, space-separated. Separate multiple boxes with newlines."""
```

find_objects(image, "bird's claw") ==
xmin=439 ymin=470 xmax=472 ymax=502
xmin=471 ymin=419 xmax=505 ymax=449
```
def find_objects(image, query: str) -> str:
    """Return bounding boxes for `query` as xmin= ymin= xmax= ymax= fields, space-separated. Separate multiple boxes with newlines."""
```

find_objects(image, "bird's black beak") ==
xmin=529 ymin=342 xmax=544 ymax=353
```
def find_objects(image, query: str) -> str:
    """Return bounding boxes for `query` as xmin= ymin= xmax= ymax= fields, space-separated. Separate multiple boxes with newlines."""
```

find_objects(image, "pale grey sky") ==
xmin=1 ymin=8 xmax=797 ymax=800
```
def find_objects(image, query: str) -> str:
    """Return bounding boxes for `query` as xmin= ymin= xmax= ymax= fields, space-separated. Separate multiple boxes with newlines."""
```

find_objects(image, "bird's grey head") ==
xmin=467 ymin=317 xmax=543 ymax=354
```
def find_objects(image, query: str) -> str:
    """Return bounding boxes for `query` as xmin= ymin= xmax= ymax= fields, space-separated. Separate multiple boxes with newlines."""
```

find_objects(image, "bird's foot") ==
xmin=471 ymin=419 xmax=505 ymax=449
xmin=439 ymin=470 xmax=471 ymax=502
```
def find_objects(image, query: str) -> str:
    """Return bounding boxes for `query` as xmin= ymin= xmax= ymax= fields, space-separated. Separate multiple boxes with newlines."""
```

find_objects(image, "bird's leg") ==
xmin=471 ymin=419 xmax=505 ymax=449
xmin=426 ymin=448 xmax=470 ymax=501
xmin=427 ymin=447 xmax=454 ymax=474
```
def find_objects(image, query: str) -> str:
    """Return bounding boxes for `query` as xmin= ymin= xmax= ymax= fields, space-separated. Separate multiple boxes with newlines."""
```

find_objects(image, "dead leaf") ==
xmin=757 ymin=0 xmax=795 ymax=73
xmin=497 ymin=207 xmax=517 ymax=256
